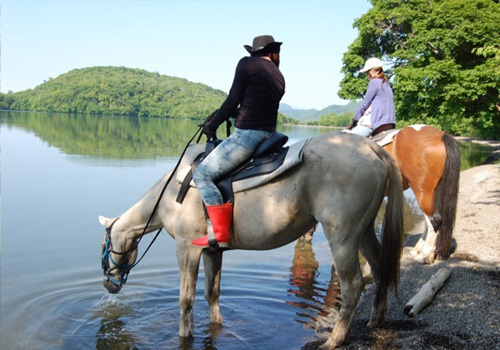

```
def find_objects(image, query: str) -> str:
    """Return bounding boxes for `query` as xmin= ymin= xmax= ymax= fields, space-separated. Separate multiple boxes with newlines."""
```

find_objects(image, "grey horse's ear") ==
xmin=99 ymin=215 xmax=113 ymax=227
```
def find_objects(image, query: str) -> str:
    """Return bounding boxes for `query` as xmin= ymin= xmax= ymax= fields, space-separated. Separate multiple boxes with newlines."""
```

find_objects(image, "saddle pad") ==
xmin=175 ymin=138 xmax=311 ymax=193
xmin=372 ymin=124 xmax=428 ymax=147
xmin=373 ymin=129 xmax=400 ymax=147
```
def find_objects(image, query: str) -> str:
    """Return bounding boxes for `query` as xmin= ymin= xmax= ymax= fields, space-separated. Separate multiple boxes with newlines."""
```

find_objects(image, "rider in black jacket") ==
xmin=192 ymin=35 xmax=285 ymax=248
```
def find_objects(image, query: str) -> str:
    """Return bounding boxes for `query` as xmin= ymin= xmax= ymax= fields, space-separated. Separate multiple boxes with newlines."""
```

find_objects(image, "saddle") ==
xmin=176 ymin=133 xmax=310 ymax=204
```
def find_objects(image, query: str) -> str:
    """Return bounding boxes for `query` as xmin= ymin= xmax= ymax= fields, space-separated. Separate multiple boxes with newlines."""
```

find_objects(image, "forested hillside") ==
xmin=0 ymin=66 xmax=227 ymax=118
xmin=0 ymin=66 xmax=299 ymax=124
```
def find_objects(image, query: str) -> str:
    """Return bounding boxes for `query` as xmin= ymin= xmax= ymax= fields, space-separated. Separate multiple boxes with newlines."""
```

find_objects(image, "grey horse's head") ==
xmin=99 ymin=216 xmax=138 ymax=294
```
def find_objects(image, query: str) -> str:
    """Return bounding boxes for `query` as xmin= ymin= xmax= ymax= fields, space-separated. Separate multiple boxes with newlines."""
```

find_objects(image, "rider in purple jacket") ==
xmin=345 ymin=57 xmax=395 ymax=137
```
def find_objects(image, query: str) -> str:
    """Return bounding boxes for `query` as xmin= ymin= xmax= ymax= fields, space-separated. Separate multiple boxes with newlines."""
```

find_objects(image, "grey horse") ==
xmin=99 ymin=131 xmax=404 ymax=349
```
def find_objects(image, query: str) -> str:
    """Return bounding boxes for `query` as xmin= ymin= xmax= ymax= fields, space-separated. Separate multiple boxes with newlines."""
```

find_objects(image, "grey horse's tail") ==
xmin=370 ymin=142 xmax=405 ymax=296
xmin=434 ymin=134 xmax=460 ymax=259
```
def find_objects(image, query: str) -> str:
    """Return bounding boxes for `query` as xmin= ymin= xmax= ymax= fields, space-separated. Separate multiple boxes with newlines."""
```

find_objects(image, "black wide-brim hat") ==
xmin=244 ymin=35 xmax=282 ymax=53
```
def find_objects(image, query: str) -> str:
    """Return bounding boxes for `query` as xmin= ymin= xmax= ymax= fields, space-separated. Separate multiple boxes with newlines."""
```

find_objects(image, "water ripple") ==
xmin=2 ymin=258 xmax=339 ymax=349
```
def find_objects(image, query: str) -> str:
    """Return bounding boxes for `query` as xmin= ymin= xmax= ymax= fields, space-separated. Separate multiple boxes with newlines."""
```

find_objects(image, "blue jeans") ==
xmin=342 ymin=125 xmax=373 ymax=137
xmin=193 ymin=128 xmax=272 ymax=205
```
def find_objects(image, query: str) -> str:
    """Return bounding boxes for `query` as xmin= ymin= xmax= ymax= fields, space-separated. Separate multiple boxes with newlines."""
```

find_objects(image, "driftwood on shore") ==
xmin=403 ymin=268 xmax=451 ymax=318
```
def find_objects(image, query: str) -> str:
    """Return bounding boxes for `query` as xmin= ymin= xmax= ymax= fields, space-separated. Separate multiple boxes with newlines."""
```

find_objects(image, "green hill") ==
xmin=0 ymin=66 xmax=227 ymax=118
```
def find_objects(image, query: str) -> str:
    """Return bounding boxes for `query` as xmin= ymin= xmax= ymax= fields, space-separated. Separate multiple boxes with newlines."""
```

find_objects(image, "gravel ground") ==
xmin=305 ymin=155 xmax=500 ymax=349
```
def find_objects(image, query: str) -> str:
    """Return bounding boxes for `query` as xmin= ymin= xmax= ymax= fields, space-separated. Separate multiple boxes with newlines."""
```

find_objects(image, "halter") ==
xmin=101 ymin=218 xmax=161 ymax=290
xmin=101 ymin=219 xmax=131 ymax=288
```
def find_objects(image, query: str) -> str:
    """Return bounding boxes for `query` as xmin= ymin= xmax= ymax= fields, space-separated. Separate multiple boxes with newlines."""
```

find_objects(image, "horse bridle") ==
xmin=101 ymin=218 xmax=162 ymax=290
xmin=101 ymin=218 xmax=133 ymax=288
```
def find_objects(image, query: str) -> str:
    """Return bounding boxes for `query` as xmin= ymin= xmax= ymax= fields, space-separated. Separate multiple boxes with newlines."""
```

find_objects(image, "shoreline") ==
xmin=455 ymin=136 xmax=500 ymax=150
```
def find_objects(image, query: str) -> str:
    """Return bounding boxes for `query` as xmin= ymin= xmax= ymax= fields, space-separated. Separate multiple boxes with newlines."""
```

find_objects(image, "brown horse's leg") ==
xmin=411 ymin=216 xmax=438 ymax=264
xmin=202 ymin=250 xmax=224 ymax=324
xmin=410 ymin=189 xmax=438 ymax=263
xmin=176 ymin=241 xmax=203 ymax=337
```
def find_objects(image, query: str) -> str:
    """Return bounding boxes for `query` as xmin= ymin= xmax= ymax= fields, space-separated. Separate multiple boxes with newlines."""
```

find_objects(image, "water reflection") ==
xmin=196 ymin=323 xmax=225 ymax=350
xmin=95 ymin=301 xmax=137 ymax=350
xmin=287 ymin=226 xmax=341 ymax=334
xmin=458 ymin=140 xmax=496 ymax=170
xmin=0 ymin=110 xmax=201 ymax=159
xmin=1 ymin=110 xmax=494 ymax=169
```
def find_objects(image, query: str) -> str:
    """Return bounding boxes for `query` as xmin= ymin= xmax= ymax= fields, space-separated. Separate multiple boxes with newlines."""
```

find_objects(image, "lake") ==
xmin=0 ymin=111 xmax=493 ymax=349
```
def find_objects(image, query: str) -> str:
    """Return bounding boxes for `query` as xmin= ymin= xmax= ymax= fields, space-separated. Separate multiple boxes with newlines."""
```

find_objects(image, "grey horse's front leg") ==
xmin=176 ymin=240 xmax=203 ymax=337
xmin=202 ymin=249 xmax=224 ymax=324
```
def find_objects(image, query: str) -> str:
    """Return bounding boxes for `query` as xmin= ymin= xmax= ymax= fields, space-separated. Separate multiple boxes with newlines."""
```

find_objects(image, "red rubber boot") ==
xmin=192 ymin=203 xmax=233 ymax=248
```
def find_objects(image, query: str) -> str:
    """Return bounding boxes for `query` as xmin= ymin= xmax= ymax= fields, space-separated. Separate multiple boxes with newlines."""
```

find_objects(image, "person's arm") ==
xmin=207 ymin=58 xmax=248 ymax=129
xmin=354 ymin=79 xmax=378 ymax=121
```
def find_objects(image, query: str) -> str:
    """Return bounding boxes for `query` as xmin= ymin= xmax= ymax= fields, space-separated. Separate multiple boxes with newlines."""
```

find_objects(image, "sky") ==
xmin=1 ymin=0 xmax=372 ymax=110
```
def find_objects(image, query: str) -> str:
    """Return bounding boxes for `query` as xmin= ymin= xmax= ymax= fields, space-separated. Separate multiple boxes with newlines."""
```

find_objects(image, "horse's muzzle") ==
xmin=103 ymin=278 xmax=121 ymax=294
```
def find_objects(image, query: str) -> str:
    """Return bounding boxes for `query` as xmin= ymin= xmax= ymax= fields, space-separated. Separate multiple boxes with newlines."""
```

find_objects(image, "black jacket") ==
xmin=210 ymin=56 xmax=285 ymax=132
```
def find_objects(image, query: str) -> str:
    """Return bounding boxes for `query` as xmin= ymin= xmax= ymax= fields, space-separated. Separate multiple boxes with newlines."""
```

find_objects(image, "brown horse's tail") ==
xmin=434 ymin=134 xmax=460 ymax=259
xmin=370 ymin=143 xmax=405 ymax=296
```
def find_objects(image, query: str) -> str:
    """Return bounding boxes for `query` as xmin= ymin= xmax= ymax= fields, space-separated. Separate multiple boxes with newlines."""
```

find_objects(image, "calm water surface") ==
xmin=0 ymin=112 xmax=493 ymax=349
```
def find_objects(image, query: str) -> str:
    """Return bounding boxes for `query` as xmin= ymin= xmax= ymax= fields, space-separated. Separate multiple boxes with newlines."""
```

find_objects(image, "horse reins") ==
xmin=103 ymin=125 xmax=206 ymax=287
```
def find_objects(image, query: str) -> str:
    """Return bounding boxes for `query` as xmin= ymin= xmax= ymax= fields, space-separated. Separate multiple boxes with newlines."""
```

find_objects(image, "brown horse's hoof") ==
xmin=319 ymin=339 xmax=337 ymax=350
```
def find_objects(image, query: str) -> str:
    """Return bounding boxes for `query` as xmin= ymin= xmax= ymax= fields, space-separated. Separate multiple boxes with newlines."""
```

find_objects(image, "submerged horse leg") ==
xmin=202 ymin=250 xmax=224 ymax=324
xmin=359 ymin=222 xmax=387 ymax=327
xmin=321 ymin=226 xmax=365 ymax=349
xmin=176 ymin=240 xmax=203 ymax=337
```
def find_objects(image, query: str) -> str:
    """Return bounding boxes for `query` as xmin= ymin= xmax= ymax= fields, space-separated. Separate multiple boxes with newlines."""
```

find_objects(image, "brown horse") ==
xmin=382 ymin=125 xmax=460 ymax=263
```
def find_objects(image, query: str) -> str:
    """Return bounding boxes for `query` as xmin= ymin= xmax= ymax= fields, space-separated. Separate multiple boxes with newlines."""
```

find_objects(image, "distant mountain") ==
xmin=279 ymin=104 xmax=319 ymax=121
xmin=279 ymin=101 xmax=360 ymax=122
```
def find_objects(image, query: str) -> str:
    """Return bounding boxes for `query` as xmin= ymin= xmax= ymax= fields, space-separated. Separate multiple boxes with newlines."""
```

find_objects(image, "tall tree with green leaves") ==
xmin=339 ymin=0 xmax=500 ymax=139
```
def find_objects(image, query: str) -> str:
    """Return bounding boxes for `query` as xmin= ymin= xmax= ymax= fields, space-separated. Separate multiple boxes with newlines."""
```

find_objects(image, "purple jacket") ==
xmin=354 ymin=78 xmax=395 ymax=130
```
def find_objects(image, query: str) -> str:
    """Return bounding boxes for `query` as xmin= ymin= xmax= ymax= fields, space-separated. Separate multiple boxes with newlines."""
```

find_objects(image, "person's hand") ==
xmin=200 ymin=110 xmax=219 ymax=140
xmin=344 ymin=118 xmax=358 ymax=130
xmin=202 ymin=120 xmax=216 ymax=140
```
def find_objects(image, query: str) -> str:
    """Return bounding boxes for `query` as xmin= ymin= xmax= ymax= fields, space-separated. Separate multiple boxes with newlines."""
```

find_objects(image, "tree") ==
xmin=339 ymin=0 xmax=500 ymax=139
